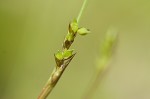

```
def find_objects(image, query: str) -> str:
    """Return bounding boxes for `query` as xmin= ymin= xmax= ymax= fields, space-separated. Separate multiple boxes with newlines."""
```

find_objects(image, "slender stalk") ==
xmin=77 ymin=0 xmax=88 ymax=23
xmin=38 ymin=0 xmax=89 ymax=99
xmin=38 ymin=57 xmax=74 ymax=99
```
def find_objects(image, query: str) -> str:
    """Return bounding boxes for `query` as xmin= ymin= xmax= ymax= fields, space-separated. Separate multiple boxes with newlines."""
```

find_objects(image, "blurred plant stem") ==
xmin=83 ymin=30 xmax=117 ymax=99
xmin=38 ymin=0 xmax=89 ymax=99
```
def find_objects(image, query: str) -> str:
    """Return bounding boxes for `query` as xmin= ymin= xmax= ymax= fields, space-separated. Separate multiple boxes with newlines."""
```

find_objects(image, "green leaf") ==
xmin=55 ymin=50 xmax=63 ymax=60
xmin=77 ymin=27 xmax=90 ymax=36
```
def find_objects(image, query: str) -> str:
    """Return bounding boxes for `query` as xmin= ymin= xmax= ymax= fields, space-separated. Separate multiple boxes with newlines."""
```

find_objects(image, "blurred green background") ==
xmin=0 ymin=0 xmax=150 ymax=99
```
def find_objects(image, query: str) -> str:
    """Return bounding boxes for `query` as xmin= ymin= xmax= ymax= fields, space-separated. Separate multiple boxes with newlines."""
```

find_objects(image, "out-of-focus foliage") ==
xmin=0 ymin=0 xmax=150 ymax=99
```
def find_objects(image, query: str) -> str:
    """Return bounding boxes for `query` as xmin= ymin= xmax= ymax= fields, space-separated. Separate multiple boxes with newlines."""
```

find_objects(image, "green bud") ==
xmin=69 ymin=19 xmax=78 ymax=33
xmin=63 ymin=49 xmax=74 ymax=59
xmin=55 ymin=50 xmax=63 ymax=60
xmin=66 ymin=33 xmax=74 ymax=41
xmin=77 ymin=27 xmax=90 ymax=36
xmin=55 ymin=49 xmax=74 ymax=60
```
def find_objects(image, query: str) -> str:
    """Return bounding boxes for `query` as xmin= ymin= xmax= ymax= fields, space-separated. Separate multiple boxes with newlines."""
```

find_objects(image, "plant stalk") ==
xmin=38 ymin=0 xmax=88 ymax=99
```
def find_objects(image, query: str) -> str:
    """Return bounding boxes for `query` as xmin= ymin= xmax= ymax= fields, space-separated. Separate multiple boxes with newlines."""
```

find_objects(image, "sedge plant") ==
xmin=38 ymin=0 xmax=89 ymax=99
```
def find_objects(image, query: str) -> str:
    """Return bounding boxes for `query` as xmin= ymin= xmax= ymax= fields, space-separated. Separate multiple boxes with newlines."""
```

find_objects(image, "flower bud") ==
xmin=55 ymin=51 xmax=63 ymax=60
xmin=77 ymin=27 xmax=90 ymax=36
xmin=69 ymin=19 xmax=78 ymax=33
xmin=63 ymin=49 xmax=74 ymax=59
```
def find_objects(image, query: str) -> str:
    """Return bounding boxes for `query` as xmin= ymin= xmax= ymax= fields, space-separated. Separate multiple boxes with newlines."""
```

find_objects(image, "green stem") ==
xmin=77 ymin=0 xmax=88 ymax=23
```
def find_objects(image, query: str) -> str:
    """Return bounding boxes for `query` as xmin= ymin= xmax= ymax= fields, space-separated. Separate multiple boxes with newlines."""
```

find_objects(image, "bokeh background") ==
xmin=0 ymin=0 xmax=150 ymax=99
